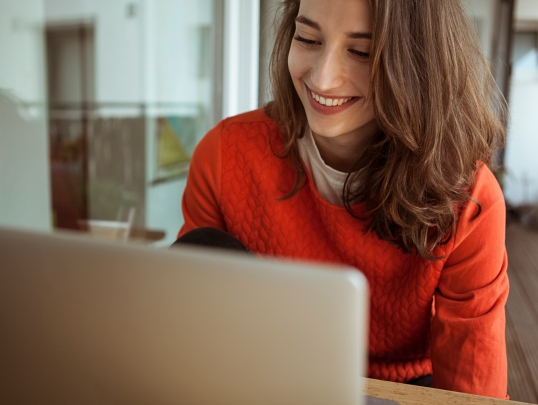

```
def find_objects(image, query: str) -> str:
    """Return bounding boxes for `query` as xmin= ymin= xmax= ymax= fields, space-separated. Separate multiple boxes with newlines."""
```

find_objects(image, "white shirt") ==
xmin=297 ymin=129 xmax=348 ymax=206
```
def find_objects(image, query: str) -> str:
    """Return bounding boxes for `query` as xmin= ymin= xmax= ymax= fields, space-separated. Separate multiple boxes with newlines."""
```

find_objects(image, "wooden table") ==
xmin=366 ymin=378 xmax=533 ymax=405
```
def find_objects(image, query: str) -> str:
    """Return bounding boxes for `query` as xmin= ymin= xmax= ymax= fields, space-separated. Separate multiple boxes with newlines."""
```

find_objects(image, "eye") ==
xmin=293 ymin=34 xmax=319 ymax=47
xmin=349 ymin=49 xmax=370 ymax=60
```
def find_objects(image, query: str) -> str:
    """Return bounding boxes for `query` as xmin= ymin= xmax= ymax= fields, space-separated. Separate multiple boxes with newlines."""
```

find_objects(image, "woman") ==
xmin=178 ymin=0 xmax=509 ymax=398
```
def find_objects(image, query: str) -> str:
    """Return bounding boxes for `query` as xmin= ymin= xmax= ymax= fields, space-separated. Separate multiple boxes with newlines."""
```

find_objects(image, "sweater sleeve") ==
xmin=177 ymin=121 xmax=226 ymax=238
xmin=431 ymin=165 xmax=509 ymax=399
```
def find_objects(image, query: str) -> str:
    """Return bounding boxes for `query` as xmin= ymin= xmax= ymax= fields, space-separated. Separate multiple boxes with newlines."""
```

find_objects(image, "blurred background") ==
xmin=0 ymin=0 xmax=261 ymax=246
xmin=0 ymin=0 xmax=529 ymax=245
xmin=1 ymin=0 xmax=538 ymax=401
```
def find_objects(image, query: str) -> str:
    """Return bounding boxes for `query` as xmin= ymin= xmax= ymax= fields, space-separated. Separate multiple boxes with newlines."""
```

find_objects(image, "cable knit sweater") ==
xmin=178 ymin=108 xmax=509 ymax=399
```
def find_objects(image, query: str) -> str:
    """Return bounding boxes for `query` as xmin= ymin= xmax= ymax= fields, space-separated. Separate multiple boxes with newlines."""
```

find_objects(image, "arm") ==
xmin=177 ymin=121 xmax=226 ymax=238
xmin=431 ymin=166 xmax=509 ymax=399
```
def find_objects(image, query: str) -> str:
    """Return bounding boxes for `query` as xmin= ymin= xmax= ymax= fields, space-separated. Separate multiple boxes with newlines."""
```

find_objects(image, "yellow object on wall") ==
xmin=158 ymin=119 xmax=191 ymax=167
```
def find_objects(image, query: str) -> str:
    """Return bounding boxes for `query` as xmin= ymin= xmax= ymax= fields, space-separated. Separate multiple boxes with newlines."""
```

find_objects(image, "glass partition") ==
xmin=0 ymin=0 xmax=51 ymax=232
xmin=0 ymin=0 xmax=220 ymax=246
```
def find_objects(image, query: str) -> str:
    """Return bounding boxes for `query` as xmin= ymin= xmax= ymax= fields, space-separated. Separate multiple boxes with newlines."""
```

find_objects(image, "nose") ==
xmin=310 ymin=46 xmax=346 ymax=92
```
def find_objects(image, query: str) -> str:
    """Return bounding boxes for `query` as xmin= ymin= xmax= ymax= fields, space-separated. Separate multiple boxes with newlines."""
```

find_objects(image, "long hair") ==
xmin=265 ymin=0 xmax=507 ymax=259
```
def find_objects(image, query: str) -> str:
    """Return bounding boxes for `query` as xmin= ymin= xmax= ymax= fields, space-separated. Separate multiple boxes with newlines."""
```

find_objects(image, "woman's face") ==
xmin=288 ymin=0 xmax=376 ymax=141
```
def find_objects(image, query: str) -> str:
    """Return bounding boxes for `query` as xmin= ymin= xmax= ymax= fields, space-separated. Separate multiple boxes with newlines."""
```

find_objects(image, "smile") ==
xmin=310 ymin=90 xmax=353 ymax=107
xmin=304 ymin=83 xmax=360 ymax=116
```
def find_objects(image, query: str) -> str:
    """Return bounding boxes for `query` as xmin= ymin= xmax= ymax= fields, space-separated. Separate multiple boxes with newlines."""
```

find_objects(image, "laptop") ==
xmin=0 ymin=226 xmax=369 ymax=404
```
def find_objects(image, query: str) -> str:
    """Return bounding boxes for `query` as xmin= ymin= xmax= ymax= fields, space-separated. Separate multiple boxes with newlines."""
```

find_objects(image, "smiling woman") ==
xmin=288 ymin=0 xmax=376 ymax=171
xmin=177 ymin=0 xmax=509 ymax=399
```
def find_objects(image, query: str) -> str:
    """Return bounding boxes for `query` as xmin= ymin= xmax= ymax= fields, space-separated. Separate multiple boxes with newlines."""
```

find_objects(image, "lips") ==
xmin=310 ymin=90 xmax=353 ymax=107
xmin=304 ymin=82 xmax=360 ymax=116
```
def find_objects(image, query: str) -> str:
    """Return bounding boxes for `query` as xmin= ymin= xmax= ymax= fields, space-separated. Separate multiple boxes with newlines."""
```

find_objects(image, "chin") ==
xmin=310 ymin=126 xmax=344 ymax=138
xmin=307 ymin=118 xmax=354 ymax=138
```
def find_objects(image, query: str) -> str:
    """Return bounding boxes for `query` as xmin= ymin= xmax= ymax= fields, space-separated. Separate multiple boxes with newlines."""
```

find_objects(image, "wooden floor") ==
xmin=506 ymin=223 xmax=538 ymax=403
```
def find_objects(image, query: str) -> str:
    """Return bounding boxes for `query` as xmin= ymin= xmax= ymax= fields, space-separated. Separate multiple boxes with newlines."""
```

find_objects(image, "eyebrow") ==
xmin=294 ymin=15 xmax=372 ymax=39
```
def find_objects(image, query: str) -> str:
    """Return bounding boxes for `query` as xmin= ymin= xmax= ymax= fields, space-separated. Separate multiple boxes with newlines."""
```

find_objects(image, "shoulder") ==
xmin=192 ymin=108 xmax=282 ymax=176
xmin=445 ymin=163 xmax=506 ymax=267
xmin=464 ymin=163 xmax=505 ymax=221
xmin=194 ymin=109 xmax=272 ymax=153
xmin=471 ymin=164 xmax=503 ymax=204
xmin=210 ymin=109 xmax=283 ymax=161
xmin=196 ymin=109 xmax=278 ymax=150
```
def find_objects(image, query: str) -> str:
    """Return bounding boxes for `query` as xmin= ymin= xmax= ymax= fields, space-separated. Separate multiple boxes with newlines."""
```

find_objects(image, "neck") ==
xmin=311 ymin=121 xmax=378 ymax=173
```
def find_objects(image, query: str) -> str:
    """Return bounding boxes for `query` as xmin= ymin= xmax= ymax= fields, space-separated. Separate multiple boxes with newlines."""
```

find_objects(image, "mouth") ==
xmin=304 ymin=83 xmax=360 ymax=115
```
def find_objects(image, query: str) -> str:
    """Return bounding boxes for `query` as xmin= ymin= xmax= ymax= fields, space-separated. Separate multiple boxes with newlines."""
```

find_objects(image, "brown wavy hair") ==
xmin=265 ymin=0 xmax=507 ymax=259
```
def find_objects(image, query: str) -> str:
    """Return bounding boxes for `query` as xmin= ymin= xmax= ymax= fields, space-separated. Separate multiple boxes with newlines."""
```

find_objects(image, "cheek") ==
xmin=288 ymin=45 xmax=308 ymax=84
xmin=353 ymin=65 xmax=371 ymax=95
xmin=287 ymin=48 xmax=299 ymax=82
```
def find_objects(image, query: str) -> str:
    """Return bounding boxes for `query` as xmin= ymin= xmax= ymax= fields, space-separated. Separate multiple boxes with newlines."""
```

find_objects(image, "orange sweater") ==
xmin=179 ymin=109 xmax=509 ymax=399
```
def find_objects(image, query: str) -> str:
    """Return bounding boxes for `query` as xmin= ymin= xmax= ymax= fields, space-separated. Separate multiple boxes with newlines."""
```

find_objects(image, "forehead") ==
xmin=297 ymin=0 xmax=373 ymax=33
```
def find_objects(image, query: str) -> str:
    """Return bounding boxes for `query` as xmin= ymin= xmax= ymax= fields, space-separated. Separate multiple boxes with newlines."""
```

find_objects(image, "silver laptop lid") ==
xmin=0 ymin=227 xmax=369 ymax=405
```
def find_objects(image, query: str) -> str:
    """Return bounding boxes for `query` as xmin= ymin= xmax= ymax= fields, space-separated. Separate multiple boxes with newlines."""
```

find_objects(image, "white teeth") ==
xmin=310 ymin=90 xmax=352 ymax=107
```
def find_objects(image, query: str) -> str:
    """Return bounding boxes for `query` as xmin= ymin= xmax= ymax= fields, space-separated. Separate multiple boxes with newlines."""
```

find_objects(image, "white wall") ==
xmin=46 ymin=0 xmax=144 ymax=104
xmin=516 ymin=0 xmax=538 ymax=20
xmin=151 ymin=0 xmax=212 ymax=105
xmin=0 ymin=0 xmax=52 ymax=232
xmin=0 ymin=0 xmax=48 ymax=104
xmin=504 ymin=50 xmax=538 ymax=205
xmin=502 ymin=0 xmax=538 ymax=205
xmin=46 ymin=0 xmax=213 ymax=107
